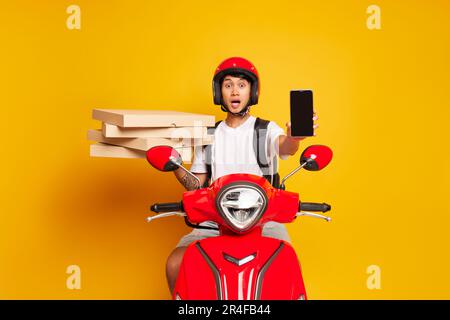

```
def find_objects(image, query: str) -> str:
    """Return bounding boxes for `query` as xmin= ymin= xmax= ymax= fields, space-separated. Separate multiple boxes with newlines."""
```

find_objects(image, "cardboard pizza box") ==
xmin=89 ymin=143 xmax=193 ymax=163
xmin=102 ymin=122 xmax=208 ymax=138
xmin=87 ymin=129 xmax=213 ymax=151
xmin=87 ymin=129 xmax=181 ymax=151
xmin=92 ymin=109 xmax=215 ymax=128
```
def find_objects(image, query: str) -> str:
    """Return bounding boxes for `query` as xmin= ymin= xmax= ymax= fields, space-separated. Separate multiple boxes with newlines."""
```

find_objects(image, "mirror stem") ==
xmin=170 ymin=158 xmax=201 ymax=189
xmin=279 ymin=158 xmax=313 ymax=190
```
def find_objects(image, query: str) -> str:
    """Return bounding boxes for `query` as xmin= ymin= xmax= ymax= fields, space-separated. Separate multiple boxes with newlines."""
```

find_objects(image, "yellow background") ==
xmin=1 ymin=0 xmax=449 ymax=299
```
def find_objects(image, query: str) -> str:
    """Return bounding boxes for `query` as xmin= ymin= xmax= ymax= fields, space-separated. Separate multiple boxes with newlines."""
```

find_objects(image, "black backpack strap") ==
xmin=203 ymin=120 xmax=222 ymax=187
xmin=253 ymin=117 xmax=270 ymax=168
xmin=253 ymin=117 xmax=280 ymax=188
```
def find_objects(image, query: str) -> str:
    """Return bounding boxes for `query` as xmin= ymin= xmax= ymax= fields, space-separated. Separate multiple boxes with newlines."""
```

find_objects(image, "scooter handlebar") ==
xmin=299 ymin=202 xmax=331 ymax=213
xmin=150 ymin=201 xmax=184 ymax=213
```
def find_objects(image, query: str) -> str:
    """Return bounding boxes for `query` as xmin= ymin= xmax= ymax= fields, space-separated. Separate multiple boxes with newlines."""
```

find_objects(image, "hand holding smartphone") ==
xmin=290 ymin=90 xmax=314 ymax=137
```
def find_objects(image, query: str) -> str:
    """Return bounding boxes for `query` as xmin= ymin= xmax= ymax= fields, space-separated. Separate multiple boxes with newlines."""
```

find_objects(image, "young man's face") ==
xmin=221 ymin=75 xmax=251 ymax=113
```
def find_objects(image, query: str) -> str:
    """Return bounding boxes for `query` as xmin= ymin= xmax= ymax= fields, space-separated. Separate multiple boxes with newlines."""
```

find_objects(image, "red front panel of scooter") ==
xmin=173 ymin=241 xmax=220 ymax=300
xmin=173 ymin=230 xmax=306 ymax=300
xmin=258 ymin=241 xmax=307 ymax=300
xmin=182 ymin=173 xmax=299 ymax=228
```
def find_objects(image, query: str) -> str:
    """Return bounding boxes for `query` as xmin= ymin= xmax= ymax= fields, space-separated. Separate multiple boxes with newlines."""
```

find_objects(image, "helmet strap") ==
xmin=220 ymin=100 xmax=251 ymax=117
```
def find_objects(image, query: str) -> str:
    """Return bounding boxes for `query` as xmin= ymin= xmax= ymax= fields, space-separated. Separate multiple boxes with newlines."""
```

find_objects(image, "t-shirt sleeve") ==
xmin=268 ymin=121 xmax=289 ymax=160
xmin=189 ymin=145 xmax=208 ymax=173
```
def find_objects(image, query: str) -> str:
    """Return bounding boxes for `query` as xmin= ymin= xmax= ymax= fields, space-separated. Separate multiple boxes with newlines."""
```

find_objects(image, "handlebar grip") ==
xmin=299 ymin=202 xmax=331 ymax=213
xmin=150 ymin=201 xmax=184 ymax=213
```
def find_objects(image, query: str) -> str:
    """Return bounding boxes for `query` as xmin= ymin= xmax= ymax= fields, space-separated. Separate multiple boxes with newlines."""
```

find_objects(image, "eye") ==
xmin=239 ymin=83 xmax=247 ymax=88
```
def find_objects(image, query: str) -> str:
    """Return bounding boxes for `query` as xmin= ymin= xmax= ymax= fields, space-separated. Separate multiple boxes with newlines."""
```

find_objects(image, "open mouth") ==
xmin=230 ymin=99 xmax=241 ymax=108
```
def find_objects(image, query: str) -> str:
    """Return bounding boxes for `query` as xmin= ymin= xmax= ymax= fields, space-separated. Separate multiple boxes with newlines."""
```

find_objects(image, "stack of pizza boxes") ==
xmin=88 ymin=109 xmax=215 ymax=164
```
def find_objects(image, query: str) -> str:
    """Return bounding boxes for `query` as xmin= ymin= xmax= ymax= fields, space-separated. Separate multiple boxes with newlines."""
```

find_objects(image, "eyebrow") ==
xmin=223 ymin=78 xmax=247 ymax=82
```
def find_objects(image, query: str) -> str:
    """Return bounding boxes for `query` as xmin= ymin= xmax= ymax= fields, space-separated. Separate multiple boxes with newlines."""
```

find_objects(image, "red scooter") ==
xmin=146 ymin=144 xmax=333 ymax=300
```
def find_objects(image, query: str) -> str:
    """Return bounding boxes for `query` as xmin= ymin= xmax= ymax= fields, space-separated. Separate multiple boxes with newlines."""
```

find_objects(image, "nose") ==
xmin=231 ymin=86 xmax=239 ymax=95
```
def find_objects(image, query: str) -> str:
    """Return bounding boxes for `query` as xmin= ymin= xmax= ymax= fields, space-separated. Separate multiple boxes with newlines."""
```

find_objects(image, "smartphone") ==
xmin=290 ymin=89 xmax=314 ymax=137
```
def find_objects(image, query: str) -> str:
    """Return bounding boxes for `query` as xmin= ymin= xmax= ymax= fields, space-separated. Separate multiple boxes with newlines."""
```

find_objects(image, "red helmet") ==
xmin=212 ymin=57 xmax=260 ymax=107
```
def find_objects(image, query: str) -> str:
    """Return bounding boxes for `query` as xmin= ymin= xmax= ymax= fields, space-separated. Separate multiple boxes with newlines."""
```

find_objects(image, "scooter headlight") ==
xmin=216 ymin=183 xmax=268 ymax=233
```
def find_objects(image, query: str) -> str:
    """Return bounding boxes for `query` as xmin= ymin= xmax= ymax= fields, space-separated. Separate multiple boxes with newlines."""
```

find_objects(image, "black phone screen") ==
xmin=290 ymin=90 xmax=314 ymax=137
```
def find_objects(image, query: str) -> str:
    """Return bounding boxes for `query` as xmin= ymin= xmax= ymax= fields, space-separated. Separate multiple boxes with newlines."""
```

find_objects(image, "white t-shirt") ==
xmin=190 ymin=116 xmax=288 ymax=182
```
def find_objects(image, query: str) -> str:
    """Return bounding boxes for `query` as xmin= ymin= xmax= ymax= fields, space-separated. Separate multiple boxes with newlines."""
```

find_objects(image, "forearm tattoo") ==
xmin=180 ymin=172 xmax=199 ymax=191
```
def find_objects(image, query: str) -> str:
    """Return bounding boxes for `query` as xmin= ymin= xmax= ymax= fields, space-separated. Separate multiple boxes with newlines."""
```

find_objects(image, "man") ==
xmin=166 ymin=57 xmax=318 ymax=294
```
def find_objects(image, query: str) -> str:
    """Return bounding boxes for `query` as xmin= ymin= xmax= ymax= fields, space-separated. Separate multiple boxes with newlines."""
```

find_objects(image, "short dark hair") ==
xmin=220 ymin=72 xmax=252 ymax=86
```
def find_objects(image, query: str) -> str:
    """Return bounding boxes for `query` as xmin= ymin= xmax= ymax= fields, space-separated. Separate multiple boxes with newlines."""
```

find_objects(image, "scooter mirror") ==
xmin=300 ymin=145 xmax=333 ymax=171
xmin=146 ymin=146 xmax=182 ymax=172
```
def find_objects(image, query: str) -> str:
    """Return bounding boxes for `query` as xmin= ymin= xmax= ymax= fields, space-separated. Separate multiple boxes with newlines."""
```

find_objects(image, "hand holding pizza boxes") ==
xmin=88 ymin=109 xmax=215 ymax=163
